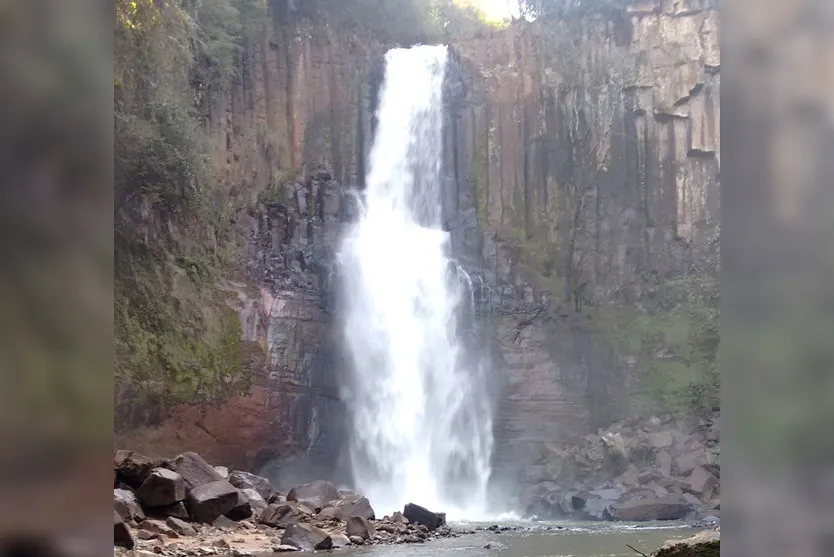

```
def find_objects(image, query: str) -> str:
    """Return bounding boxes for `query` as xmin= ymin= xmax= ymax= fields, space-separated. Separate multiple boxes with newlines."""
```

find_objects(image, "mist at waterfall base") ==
xmin=336 ymin=45 xmax=499 ymax=521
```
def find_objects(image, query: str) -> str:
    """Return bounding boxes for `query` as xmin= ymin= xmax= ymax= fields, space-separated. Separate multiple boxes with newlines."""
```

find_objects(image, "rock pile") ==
xmin=113 ymin=449 xmax=462 ymax=555
xmin=522 ymin=415 xmax=720 ymax=523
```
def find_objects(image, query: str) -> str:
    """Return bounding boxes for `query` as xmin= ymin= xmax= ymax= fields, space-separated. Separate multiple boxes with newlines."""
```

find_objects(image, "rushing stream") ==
xmin=338 ymin=44 xmax=493 ymax=518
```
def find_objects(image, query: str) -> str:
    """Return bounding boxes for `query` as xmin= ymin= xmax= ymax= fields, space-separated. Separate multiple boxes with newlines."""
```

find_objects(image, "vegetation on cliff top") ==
xmin=115 ymin=0 xmax=265 ymax=425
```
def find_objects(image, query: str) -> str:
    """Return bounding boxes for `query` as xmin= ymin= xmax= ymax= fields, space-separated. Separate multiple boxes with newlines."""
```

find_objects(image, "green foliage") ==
xmin=256 ymin=169 xmax=296 ymax=205
xmin=293 ymin=0 xmax=502 ymax=45
xmin=519 ymin=0 xmax=630 ymax=20
xmin=114 ymin=0 xmax=266 ymax=424
xmin=656 ymin=541 xmax=720 ymax=557
xmin=597 ymin=266 xmax=720 ymax=418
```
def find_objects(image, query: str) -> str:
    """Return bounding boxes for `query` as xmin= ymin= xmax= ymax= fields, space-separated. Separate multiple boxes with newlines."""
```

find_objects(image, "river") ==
xmin=333 ymin=520 xmax=699 ymax=557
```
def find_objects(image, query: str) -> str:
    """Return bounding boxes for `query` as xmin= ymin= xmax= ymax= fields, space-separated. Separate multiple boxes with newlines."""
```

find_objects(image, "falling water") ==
xmin=337 ymin=45 xmax=493 ymax=518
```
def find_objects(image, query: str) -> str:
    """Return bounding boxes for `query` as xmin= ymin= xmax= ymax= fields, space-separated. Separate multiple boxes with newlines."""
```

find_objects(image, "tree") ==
xmin=517 ymin=0 xmax=627 ymax=20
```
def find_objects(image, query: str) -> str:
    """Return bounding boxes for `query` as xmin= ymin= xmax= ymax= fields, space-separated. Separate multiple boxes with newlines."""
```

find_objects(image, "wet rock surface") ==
xmin=113 ymin=449 xmax=471 ymax=555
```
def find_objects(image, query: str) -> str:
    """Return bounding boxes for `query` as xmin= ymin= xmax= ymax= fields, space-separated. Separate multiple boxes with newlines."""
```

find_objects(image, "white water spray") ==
xmin=338 ymin=45 xmax=493 ymax=519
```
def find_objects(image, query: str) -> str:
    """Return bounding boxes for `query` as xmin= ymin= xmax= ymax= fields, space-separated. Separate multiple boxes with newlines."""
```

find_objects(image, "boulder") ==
xmin=657 ymin=449 xmax=673 ymax=477
xmin=137 ymin=518 xmax=179 ymax=539
xmin=258 ymin=503 xmax=307 ymax=528
xmin=135 ymin=529 xmax=156 ymax=540
xmin=168 ymin=452 xmax=224 ymax=491
xmin=186 ymin=480 xmax=240 ymax=523
xmin=151 ymin=501 xmax=190 ymax=520
xmin=345 ymin=516 xmax=375 ymax=540
xmin=316 ymin=507 xmax=339 ymax=521
xmin=114 ymin=511 xmax=134 ymax=549
xmin=674 ymin=449 xmax=706 ymax=476
xmin=617 ymin=465 xmax=640 ymax=488
xmin=683 ymin=467 xmax=718 ymax=500
xmin=240 ymin=488 xmax=267 ymax=511
xmin=330 ymin=533 xmax=351 ymax=548
xmin=647 ymin=482 xmax=670 ymax=499
xmin=348 ymin=535 xmax=365 ymax=545
xmin=114 ymin=450 xmax=154 ymax=489
xmin=403 ymin=503 xmax=445 ymax=530
xmin=136 ymin=468 xmax=186 ymax=508
xmin=607 ymin=496 xmax=693 ymax=521
xmin=280 ymin=523 xmax=333 ymax=551
xmin=165 ymin=516 xmax=197 ymax=536
xmin=273 ymin=545 xmax=301 ymax=552
xmin=392 ymin=511 xmax=409 ymax=524
xmin=286 ymin=480 xmax=341 ymax=511
xmin=225 ymin=489 xmax=255 ymax=521
xmin=114 ymin=488 xmax=145 ymax=523
xmin=228 ymin=470 xmax=273 ymax=500
xmin=212 ymin=515 xmax=239 ymax=530
xmin=649 ymin=431 xmax=674 ymax=449
xmin=331 ymin=494 xmax=375 ymax=521
xmin=214 ymin=466 xmax=230 ymax=479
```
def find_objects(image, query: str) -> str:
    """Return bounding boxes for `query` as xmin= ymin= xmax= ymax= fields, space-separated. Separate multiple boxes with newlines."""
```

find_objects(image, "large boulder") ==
xmin=136 ymin=468 xmax=186 ymax=508
xmin=403 ymin=503 xmax=446 ymax=530
xmin=345 ymin=516 xmax=375 ymax=540
xmin=137 ymin=518 xmax=179 ymax=539
xmin=280 ymin=523 xmax=333 ymax=551
xmin=168 ymin=452 xmax=224 ymax=491
xmin=114 ymin=511 xmax=134 ymax=549
xmin=114 ymin=488 xmax=145 ymax=523
xmin=258 ymin=503 xmax=308 ymax=528
xmin=330 ymin=533 xmax=351 ymax=548
xmin=316 ymin=507 xmax=339 ymax=521
xmin=228 ymin=470 xmax=273 ymax=500
xmin=186 ymin=480 xmax=240 ymax=523
xmin=114 ymin=450 xmax=154 ymax=489
xmin=674 ymin=448 xmax=707 ymax=477
xmin=225 ymin=489 xmax=253 ymax=521
xmin=657 ymin=449 xmax=673 ymax=477
xmin=165 ymin=516 xmax=197 ymax=536
xmin=683 ymin=467 xmax=719 ymax=500
xmin=287 ymin=480 xmax=341 ymax=512
xmin=607 ymin=496 xmax=693 ymax=521
xmin=331 ymin=494 xmax=375 ymax=521
xmin=240 ymin=488 xmax=268 ymax=511
xmin=649 ymin=431 xmax=674 ymax=449
xmin=151 ymin=501 xmax=190 ymax=520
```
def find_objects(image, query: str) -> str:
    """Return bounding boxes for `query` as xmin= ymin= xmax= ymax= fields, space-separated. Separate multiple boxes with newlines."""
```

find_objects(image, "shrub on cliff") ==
xmin=115 ymin=0 xmax=264 ymax=424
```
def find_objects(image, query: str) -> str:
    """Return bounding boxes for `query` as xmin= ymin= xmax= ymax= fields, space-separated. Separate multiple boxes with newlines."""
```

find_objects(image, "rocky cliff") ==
xmin=447 ymin=0 xmax=721 ymax=489
xmin=116 ymin=3 xmax=383 ymax=475
xmin=118 ymin=0 xmax=720 ymax=501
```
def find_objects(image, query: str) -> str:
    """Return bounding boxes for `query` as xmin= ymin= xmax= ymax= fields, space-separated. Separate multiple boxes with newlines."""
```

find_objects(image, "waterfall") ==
xmin=337 ymin=44 xmax=493 ymax=519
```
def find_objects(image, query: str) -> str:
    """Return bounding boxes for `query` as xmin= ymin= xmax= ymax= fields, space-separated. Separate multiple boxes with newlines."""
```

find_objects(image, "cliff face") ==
xmin=443 ymin=0 xmax=720 ymax=484
xmin=116 ymin=4 xmax=381 ymax=473
xmin=119 ymin=0 xmax=720 ymax=490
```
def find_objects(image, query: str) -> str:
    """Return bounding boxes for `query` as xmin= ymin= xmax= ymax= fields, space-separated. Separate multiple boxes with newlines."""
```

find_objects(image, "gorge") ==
xmin=115 ymin=0 xmax=720 ymax=525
